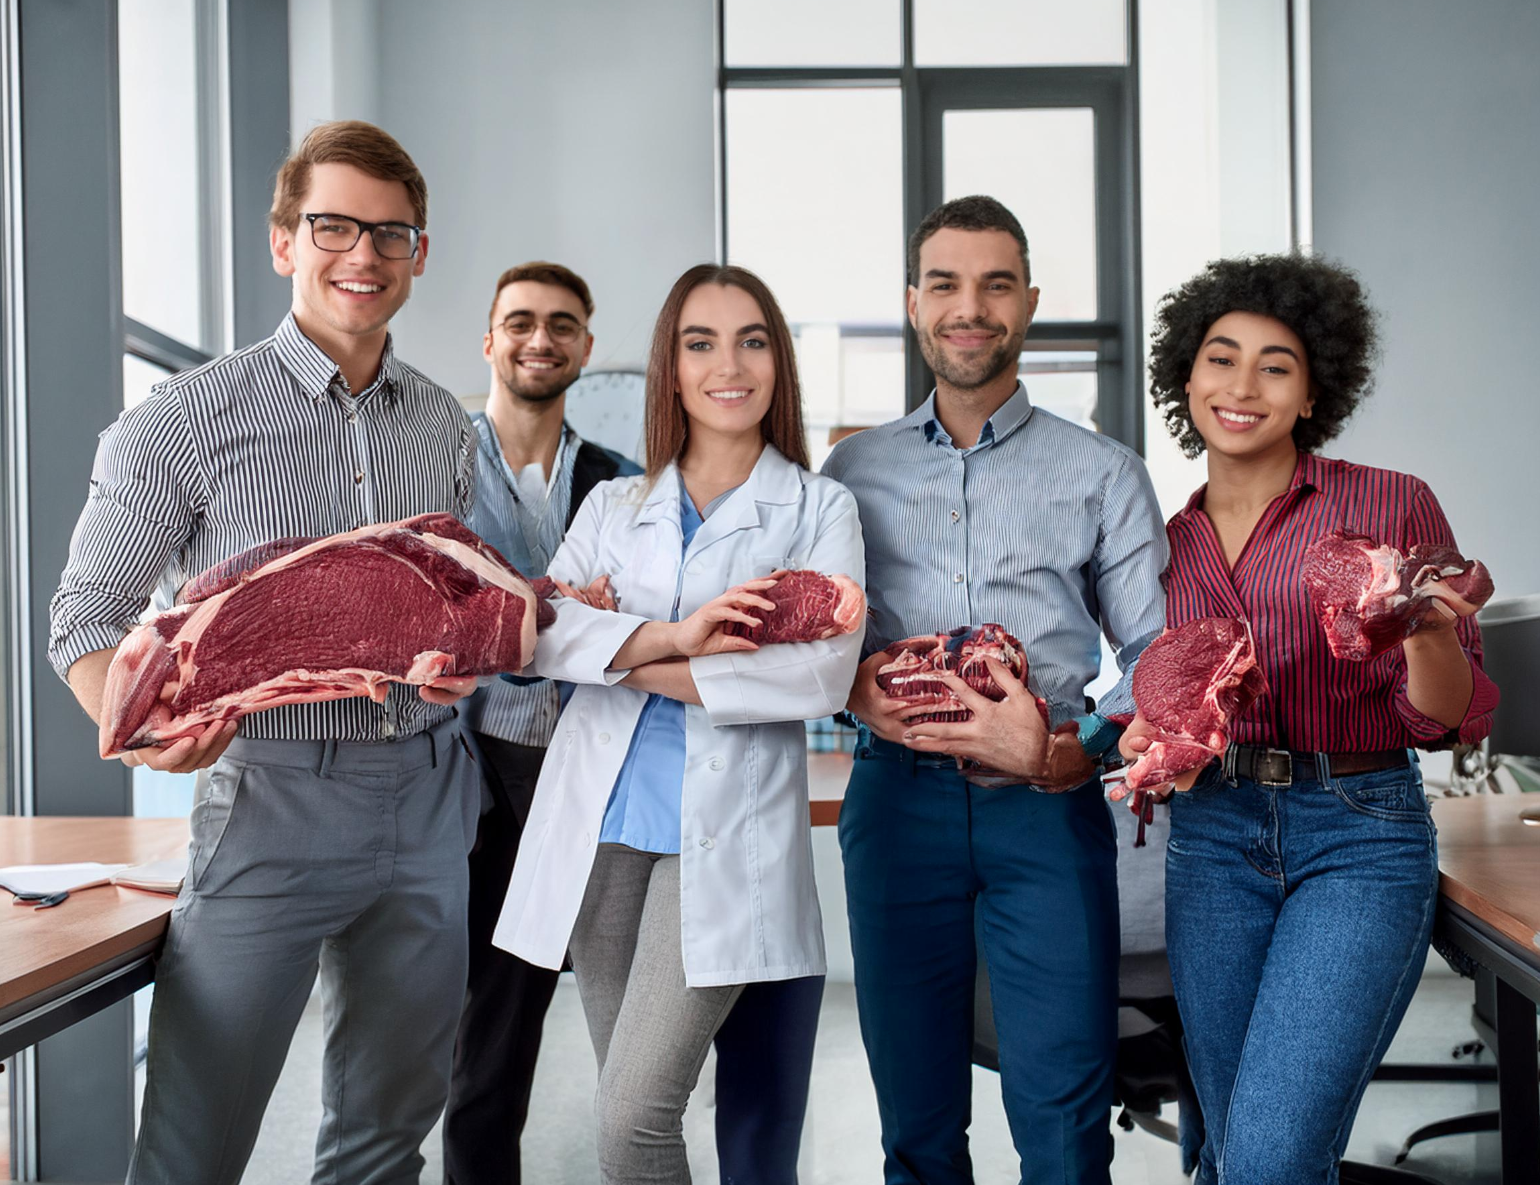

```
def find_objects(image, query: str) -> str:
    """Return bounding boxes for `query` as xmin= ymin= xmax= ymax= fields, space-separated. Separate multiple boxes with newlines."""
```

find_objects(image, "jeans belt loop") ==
xmin=1313 ymin=750 xmax=1333 ymax=785
xmin=1222 ymin=742 xmax=1239 ymax=786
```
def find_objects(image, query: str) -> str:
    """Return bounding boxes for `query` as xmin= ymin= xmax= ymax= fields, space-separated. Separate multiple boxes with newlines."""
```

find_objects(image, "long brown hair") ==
xmin=644 ymin=264 xmax=810 ymax=479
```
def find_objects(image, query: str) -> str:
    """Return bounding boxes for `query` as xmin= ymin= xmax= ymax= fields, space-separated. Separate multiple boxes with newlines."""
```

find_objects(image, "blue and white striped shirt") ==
xmin=48 ymin=312 xmax=477 ymax=742
xmin=821 ymin=383 xmax=1167 ymax=724
xmin=465 ymin=413 xmax=577 ymax=747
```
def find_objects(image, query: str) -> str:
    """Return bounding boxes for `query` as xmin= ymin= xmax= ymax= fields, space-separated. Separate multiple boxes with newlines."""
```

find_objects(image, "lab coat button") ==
xmin=709 ymin=756 xmax=725 ymax=771
xmin=598 ymin=732 xmax=611 ymax=744
xmin=687 ymin=561 xmax=702 ymax=575
xmin=700 ymin=836 xmax=715 ymax=849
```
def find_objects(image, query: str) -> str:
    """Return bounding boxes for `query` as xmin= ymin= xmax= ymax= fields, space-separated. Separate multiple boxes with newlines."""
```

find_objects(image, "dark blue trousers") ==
xmin=714 ymin=974 xmax=826 ymax=1184
xmin=839 ymin=746 xmax=1119 ymax=1185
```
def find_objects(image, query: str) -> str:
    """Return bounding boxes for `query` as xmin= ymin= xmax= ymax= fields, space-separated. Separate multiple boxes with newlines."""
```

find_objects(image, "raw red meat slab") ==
xmin=1302 ymin=531 xmax=1494 ymax=662
xmin=723 ymin=570 xmax=865 ymax=644
xmin=100 ymin=514 xmax=545 ymax=757
xmin=876 ymin=623 xmax=1047 ymax=726
xmin=1124 ymin=617 xmax=1269 ymax=790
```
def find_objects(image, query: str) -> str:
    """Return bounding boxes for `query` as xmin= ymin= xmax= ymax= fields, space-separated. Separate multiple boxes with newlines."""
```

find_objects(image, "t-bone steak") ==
xmin=1124 ymin=617 xmax=1269 ymax=791
xmin=100 ymin=513 xmax=549 ymax=757
xmin=875 ymin=624 xmax=1046 ymax=725
xmin=723 ymin=570 xmax=865 ymax=644
xmin=1301 ymin=530 xmax=1494 ymax=661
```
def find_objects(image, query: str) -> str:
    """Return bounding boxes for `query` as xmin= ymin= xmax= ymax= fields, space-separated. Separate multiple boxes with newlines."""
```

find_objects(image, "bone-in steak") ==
xmin=1124 ymin=617 xmax=1268 ymax=790
xmin=1301 ymin=531 xmax=1494 ymax=661
xmin=100 ymin=514 xmax=545 ymax=756
xmin=723 ymin=570 xmax=865 ymax=644
xmin=876 ymin=624 xmax=1045 ymax=725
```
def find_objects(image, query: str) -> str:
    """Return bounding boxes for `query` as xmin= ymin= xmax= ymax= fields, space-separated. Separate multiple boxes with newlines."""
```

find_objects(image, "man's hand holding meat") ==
xmin=844 ymin=650 xmax=923 ymax=743
xmin=900 ymin=656 xmax=1094 ymax=791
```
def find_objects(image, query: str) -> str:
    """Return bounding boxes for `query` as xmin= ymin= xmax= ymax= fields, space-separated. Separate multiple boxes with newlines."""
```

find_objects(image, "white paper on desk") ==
xmin=113 ymin=858 xmax=187 ymax=895
xmin=0 ymin=862 xmax=132 ymax=895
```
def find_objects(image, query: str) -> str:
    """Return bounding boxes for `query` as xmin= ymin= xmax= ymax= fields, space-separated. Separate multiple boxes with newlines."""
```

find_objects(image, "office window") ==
xmin=118 ymin=0 xmax=211 ymax=349
xmin=914 ymin=0 xmax=1127 ymax=66
xmin=719 ymin=0 xmax=1140 ymax=446
xmin=723 ymin=0 xmax=900 ymax=66
xmin=725 ymin=87 xmax=904 ymax=466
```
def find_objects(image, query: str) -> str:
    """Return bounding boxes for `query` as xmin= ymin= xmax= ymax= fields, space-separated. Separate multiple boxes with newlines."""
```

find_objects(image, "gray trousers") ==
xmin=127 ymin=715 xmax=480 ymax=1185
xmin=568 ymin=846 xmax=743 ymax=1185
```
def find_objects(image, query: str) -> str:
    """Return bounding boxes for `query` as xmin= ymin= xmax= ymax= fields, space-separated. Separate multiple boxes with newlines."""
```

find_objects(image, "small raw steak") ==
xmin=724 ymin=570 xmax=865 ymax=644
xmin=101 ymin=514 xmax=546 ymax=757
xmin=1302 ymin=531 xmax=1494 ymax=661
xmin=1124 ymin=617 xmax=1268 ymax=790
xmin=876 ymin=623 xmax=1046 ymax=726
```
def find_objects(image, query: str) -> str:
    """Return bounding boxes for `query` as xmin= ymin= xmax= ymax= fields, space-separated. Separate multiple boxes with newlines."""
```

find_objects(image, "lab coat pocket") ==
xmin=739 ymin=553 xmax=802 ymax=583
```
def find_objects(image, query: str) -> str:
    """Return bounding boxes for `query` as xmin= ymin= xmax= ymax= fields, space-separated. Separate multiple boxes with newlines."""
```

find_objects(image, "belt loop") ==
xmin=1222 ymin=742 xmax=1238 ymax=786
xmin=428 ymin=724 xmax=439 ymax=770
xmin=318 ymin=738 xmax=338 ymax=780
xmin=1313 ymin=750 xmax=1332 ymax=785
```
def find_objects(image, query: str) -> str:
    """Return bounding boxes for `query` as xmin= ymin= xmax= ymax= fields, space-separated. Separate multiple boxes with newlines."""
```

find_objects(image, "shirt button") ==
xmin=951 ymin=509 xmax=960 ymax=522
xmin=953 ymin=573 xmax=964 ymax=583
xmin=354 ymin=470 xmax=365 ymax=484
xmin=597 ymin=732 xmax=611 ymax=745
xmin=699 ymin=836 xmax=715 ymax=849
xmin=582 ymin=832 xmax=592 ymax=848
xmin=709 ymin=756 xmax=725 ymax=771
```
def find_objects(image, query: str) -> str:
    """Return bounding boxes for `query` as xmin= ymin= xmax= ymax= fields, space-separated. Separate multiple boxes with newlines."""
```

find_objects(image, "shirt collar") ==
xmin=273 ymin=311 xmax=403 ymax=403
xmin=916 ymin=382 xmax=1035 ymax=450
xmin=1172 ymin=449 xmax=1322 ymax=524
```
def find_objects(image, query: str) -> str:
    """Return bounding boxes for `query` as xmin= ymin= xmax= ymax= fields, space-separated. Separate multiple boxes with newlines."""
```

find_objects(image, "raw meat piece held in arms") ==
xmin=722 ymin=569 xmax=866 ymax=644
xmin=99 ymin=514 xmax=548 ymax=757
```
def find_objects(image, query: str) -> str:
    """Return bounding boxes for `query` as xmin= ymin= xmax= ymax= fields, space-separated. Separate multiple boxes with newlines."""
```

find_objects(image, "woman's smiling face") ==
xmin=674 ymin=283 xmax=776 ymax=440
xmin=1186 ymin=310 xmax=1314 ymax=459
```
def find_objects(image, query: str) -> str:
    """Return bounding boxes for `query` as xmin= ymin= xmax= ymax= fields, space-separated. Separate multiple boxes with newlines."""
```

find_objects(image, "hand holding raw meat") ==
xmin=672 ymin=580 xmax=780 ymax=657
xmin=1301 ymin=531 xmax=1493 ymax=661
xmin=722 ymin=570 xmax=865 ymax=644
xmin=99 ymin=514 xmax=548 ymax=757
xmin=1120 ymin=617 xmax=1269 ymax=792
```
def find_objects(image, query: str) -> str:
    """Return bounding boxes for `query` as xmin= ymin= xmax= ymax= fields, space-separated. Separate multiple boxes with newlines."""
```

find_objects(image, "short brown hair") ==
xmin=908 ymin=194 xmax=1030 ymax=286
xmin=269 ymin=120 xmax=428 ymax=232
xmin=644 ymin=265 xmax=810 ymax=478
xmin=487 ymin=262 xmax=595 ymax=328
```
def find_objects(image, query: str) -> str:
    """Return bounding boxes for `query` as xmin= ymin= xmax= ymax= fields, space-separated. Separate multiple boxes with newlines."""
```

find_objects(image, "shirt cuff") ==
xmin=47 ymin=622 xmax=133 ymax=683
xmin=1074 ymin=712 xmax=1124 ymax=759
xmin=1393 ymin=654 xmax=1501 ymax=747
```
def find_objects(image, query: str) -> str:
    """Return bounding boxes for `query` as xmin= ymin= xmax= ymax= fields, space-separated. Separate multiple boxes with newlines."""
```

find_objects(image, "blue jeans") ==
xmin=1165 ymin=756 xmax=1438 ymax=1185
xmin=840 ymin=742 xmax=1119 ymax=1185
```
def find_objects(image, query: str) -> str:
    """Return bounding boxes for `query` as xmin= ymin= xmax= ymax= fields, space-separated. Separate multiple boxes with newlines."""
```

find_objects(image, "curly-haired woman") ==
xmin=1119 ymin=254 xmax=1498 ymax=1184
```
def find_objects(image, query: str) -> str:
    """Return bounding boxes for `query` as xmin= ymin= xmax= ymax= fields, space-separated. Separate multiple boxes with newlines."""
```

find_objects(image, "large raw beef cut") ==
xmin=100 ymin=514 xmax=548 ymax=757
xmin=1302 ymin=531 xmax=1494 ymax=661
xmin=723 ymin=570 xmax=865 ymax=644
xmin=1123 ymin=617 xmax=1269 ymax=791
xmin=875 ymin=624 xmax=1045 ymax=725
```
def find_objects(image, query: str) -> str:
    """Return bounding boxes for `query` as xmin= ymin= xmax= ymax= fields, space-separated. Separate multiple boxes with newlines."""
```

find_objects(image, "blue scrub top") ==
xmin=597 ymin=474 xmax=739 ymax=853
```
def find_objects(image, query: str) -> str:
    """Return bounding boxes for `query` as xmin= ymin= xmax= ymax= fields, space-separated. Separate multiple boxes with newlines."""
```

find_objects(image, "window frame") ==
xmin=717 ymin=0 xmax=1145 ymax=452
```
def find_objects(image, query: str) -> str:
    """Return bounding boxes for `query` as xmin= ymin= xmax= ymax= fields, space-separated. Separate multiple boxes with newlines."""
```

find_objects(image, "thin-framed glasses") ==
xmin=303 ymin=212 xmax=422 ymax=259
xmin=497 ymin=315 xmax=588 ymax=345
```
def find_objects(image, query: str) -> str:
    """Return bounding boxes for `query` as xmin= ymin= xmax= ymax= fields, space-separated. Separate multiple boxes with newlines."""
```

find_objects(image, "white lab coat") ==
xmin=491 ymin=445 xmax=866 ymax=986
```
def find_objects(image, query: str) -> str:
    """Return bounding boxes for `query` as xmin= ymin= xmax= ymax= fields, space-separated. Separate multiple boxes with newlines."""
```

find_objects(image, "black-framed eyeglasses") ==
xmin=303 ymin=212 xmax=422 ymax=259
xmin=496 ymin=315 xmax=588 ymax=345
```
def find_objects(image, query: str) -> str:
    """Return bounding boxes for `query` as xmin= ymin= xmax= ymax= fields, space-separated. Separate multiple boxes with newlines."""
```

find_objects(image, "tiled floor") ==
xmin=232 ymin=956 xmax=1504 ymax=1184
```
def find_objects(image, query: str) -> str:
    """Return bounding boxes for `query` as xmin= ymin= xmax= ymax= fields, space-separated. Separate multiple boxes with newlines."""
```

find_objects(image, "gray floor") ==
xmin=220 ymin=956 xmax=1503 ymax=1184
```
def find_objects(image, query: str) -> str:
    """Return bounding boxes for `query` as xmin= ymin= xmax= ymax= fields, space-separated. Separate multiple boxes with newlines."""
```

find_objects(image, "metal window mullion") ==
xmin=124 ymin=317 xmax=214 ymax=373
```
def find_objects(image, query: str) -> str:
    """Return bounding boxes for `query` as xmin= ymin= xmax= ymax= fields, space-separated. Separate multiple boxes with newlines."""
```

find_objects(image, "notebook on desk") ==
xmin=0 ymin=862 xmax=131 ymax=896
xmin=112 ymin=858 xmax=186 ymax=895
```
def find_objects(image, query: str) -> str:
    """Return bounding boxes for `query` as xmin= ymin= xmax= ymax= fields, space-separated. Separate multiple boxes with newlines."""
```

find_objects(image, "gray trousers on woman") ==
xmin=568 ymin=845 xmax=744 ymax=1184
xmin=127 ymin=716 xmax=480 ymax=1185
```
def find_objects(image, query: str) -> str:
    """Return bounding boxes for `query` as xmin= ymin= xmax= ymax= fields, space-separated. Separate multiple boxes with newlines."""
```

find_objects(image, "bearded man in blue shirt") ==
xmin=823 ymin=195 xmax=1168 ymax=1185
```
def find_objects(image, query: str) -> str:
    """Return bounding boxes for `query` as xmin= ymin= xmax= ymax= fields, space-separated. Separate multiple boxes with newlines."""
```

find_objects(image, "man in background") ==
xmin=445 ymin=261 xmax=638 ymax=1185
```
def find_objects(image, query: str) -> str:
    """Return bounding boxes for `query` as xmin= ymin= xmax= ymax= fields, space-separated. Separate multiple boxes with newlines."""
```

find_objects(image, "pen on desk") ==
xmin=33 ymin=890 xmax=70 ymax=909
xmin=11 ymin=889 xmax=70 ymax=908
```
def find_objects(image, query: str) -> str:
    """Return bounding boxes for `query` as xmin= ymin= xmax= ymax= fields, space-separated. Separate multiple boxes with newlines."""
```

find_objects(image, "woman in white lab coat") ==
xmin=492 ymin=264 xmax=865 ymax=1183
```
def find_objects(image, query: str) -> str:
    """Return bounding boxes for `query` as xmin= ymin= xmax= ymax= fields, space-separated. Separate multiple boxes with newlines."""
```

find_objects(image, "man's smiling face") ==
xmin=908 ymin=227 xmax=1039 ymax=392
xmin=484 ymin=280 xmax=593 ymax=404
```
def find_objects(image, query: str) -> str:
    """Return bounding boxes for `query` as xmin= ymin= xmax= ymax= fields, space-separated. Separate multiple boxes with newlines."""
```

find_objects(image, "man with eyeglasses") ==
xmin=443 ymin=261 xmax=638 ymax=1184
xmin=49 ymin=120 xmax=481 ymax=1184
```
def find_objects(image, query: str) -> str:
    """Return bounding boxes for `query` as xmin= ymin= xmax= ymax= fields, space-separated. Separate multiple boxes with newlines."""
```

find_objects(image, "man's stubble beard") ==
xmin=495 ymin=358 xmax=576 ymax=405
xmin=917 ymin=321 xmax=1027 ymax=391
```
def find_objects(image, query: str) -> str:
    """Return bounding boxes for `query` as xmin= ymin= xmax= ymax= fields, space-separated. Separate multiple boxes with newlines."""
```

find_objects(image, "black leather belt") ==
xmin=1223 ymin=744 xmax=1409 ymax=788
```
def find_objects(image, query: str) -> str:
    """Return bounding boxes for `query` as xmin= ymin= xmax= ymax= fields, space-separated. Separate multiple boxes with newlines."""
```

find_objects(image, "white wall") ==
xmin=291 ymin=0 xmax=718 ymax=399
xmin=1310 ymin=0 xmax=1540 ymax=599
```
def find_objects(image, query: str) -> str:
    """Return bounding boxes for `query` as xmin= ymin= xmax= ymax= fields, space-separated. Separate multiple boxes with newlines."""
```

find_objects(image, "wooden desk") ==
xmin=0 ymin=817 xmax=188 ymax=1058
xmin=1431 ymin=794 xmax=1540 ymax=1185
xmin=808 ymin=752 xmax=851 ymax=827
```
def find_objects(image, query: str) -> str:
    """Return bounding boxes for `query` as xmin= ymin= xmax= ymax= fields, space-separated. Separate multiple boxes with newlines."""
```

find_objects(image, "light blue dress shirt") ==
xmin=598 ymin=474 xmax=739 ymax=852
xmin=821 ymin=383 xmax=1167 ymax=727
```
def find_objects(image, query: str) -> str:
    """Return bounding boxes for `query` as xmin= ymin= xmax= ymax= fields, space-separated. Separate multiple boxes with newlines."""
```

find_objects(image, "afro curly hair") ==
xmin=1148 ymin=253 xmax=1380 ymax=458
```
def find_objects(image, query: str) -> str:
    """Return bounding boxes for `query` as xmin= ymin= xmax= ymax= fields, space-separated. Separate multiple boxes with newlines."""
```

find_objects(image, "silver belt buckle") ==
xmin=1257 ymin=747 xmax=1293 ymax=787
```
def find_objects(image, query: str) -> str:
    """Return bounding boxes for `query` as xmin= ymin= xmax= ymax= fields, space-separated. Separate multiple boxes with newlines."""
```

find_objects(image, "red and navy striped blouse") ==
xmin=1163 ymin=451 xmax=1498 ymax=753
